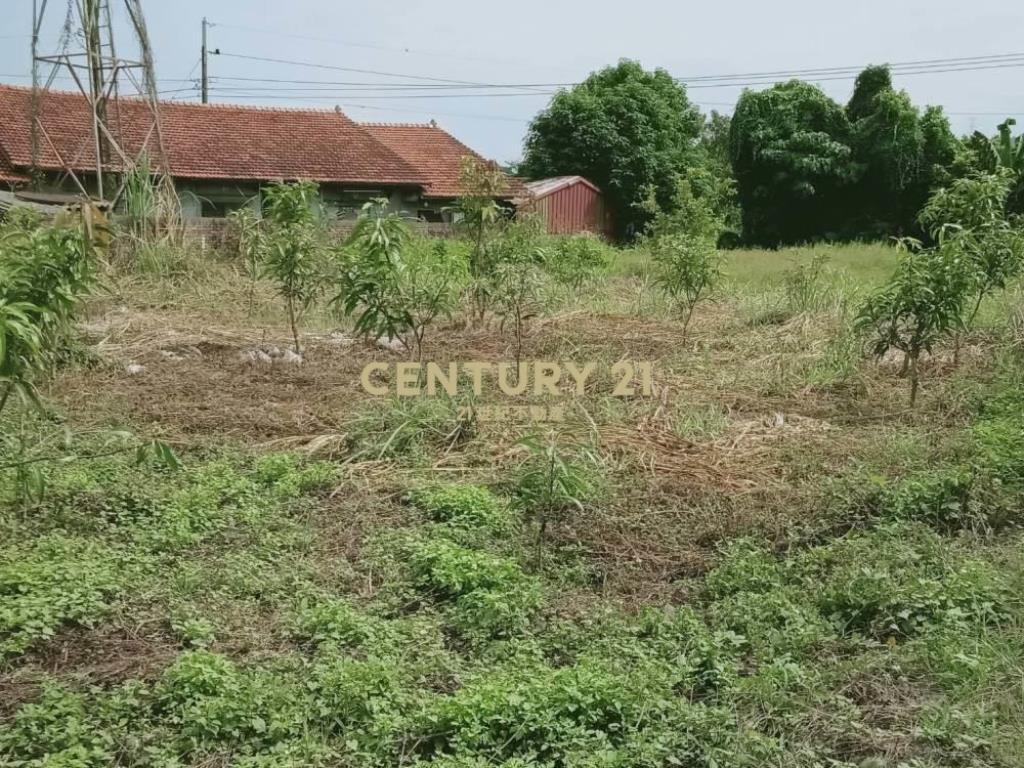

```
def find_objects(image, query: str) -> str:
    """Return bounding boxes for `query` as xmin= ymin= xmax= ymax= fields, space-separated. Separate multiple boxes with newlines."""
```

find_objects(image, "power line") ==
xmin=676 ymin=52 xmax=1024 ymax=82
xmin=214 ymin=51 xmax=520 ymax=87
xmin=211 ymin=88 xmax=557 ymax=100
xmin=208 ymin=21 xmax=520 ymax=65
xmin=684 ymin=59 xmax=1024 ymax=89
xmin=206 ymin=48 xmax=1024 ymax=97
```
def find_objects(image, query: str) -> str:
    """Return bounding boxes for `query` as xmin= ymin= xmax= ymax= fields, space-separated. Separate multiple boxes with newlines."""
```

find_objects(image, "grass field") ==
xmin=2 ymin=239 xmax=1023 ymax=767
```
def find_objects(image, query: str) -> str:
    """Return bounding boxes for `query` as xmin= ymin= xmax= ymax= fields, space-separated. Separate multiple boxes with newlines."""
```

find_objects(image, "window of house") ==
xmin=417 ymin=209 xmax=444 ymax=223
xmin=200 ymin=198 xmax=247 ymax=218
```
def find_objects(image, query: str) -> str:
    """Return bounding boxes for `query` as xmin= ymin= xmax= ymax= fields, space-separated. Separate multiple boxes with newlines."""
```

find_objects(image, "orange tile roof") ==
xmin=360 ymin=122 xmax=524 ymax=199
xmin=0 ymin=141 xmax=28 ymax=184
xmin=0 ymin=85 xmax=429 ymax=186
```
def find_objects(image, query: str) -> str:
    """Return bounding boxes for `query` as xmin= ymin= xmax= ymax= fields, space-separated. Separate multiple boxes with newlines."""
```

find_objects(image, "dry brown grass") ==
xmin=44 ymin=260 xmax=1008 ymax=606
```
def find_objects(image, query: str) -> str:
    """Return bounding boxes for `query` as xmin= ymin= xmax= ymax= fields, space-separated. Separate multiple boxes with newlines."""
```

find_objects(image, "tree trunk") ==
xmin=287 ymin=295 xmax=301 ymax=355
xmin=908 ymin=353 xmax=920 ymax=408
xmin=681 ymin=302 xmax=697 ymax=347
xmin=0 ymin=383 xmax=12 ymax=418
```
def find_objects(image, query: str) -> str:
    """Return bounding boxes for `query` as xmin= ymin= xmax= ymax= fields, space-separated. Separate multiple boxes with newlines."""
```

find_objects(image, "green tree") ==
xmin=920 ymin=171 xmax=1024 ymax=331
xmin=335 ymin=202 xmax=467 ymax=358
xmin=846 ymin=64 xmax=894 ymax=123
xmin=522 ymin=60 xmax=703 ymax=240
xmin=455 ymin=157 xmax=506 ymax=323
xmin=261 ymin=181 xmax=323 ymax=354
xmin=847 ymin=68 xmax=958 ymax=236
xmin=856 ymin=244 xmax=972 ymax=406
xmin=729 ymin=80 xmax=858 ymax=246
xmin=647 ymin=179 xmax=724 ymax=342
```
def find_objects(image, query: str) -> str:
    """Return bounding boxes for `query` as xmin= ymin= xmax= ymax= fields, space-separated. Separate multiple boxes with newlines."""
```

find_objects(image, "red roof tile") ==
xmin=0 ymin=140 xmax=28 ymax=184
xmin=360 ymin=122 xmax=524 ymax=199
xmin=0 ymin=84 xmax=425 ymax=186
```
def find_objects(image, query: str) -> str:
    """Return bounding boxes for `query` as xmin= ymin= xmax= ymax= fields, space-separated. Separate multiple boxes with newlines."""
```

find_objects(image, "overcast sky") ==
xmin=2 ymin=0 xmax=1022 ymax=163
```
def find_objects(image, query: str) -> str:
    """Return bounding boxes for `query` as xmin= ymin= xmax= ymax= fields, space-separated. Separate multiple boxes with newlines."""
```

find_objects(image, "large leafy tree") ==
xmin=521 ymin=60 xmax=703 ymax=240
xmin=729 ymin=80 xmax=859 ymax=246
xmin=729 ymin=66 xmax=960 ymax=245
xmin=847 ymin=68 xmax=958 ymax=237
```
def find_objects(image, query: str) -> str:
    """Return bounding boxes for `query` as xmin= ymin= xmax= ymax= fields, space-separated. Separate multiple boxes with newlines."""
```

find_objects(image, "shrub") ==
xmin=291 ymin=597 xmax=383 ymax=650
xmin=781 ymin=253 xmax=832 ymax=313
xmin=336 ymin=207 xmax=468 ymax=358
xmin=0 ymin=535 xmax=124 ymax=657
xmin=408 ymin=484 xmax=508 ymax=529
xmin=309 ymin=657 xmax=403 ymax=733
xmin=253 ymin=453 xmax=339 ymax=497
xmin=796 ymin=524 xmax=1008 ymax=640
xmin=408 ymin=539 xmax=541 ymax=638
xmin=157 ymin=650 xmax=307 ymax=750
xmin=0 ymin=683 xmax=115 ymax=765
xmin=512 ymin=433 xmax=602 ymax=565
xmin=0 ymin=222 xmax=97 ymax=418
xmin=546 ymin=234 xmax=611 ymax=289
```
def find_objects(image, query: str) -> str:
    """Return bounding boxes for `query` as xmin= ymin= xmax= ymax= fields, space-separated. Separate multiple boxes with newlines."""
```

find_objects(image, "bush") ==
xmin=546 ymin=234 xmax=611 ymax=289
xmin=797 ymin=524 xmax=1008 ymax=640
xmin=1 ymin=222 xmax=97 ymax=418
xmin=408 ymin=484 xmax=508 ymax=529
xmin=0 ymin=535 xmax=125 ymax=657
xmin=0 ymin=683 xmax=115 ymax=765
xmin=157 ymin=650 xmax=307 ymax=750
xmin=253 ymin=453 xmax=339 ymax=497
xmin=408 ymin=539 xmax=541 ymax=638
xmin=291 ymin=597 xmax=383 ymax=650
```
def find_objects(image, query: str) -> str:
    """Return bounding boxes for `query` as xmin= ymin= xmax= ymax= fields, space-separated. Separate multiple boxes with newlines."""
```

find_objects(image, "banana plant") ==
xmin=971 ymin=119 xmax=1024 ymax=174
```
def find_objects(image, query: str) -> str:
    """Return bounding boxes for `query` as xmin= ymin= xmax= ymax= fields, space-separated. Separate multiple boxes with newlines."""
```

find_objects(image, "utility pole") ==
xmin=201 ymin=17 xmax=209 ymax=104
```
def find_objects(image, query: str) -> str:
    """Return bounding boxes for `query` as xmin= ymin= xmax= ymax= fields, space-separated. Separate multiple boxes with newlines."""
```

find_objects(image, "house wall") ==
xmin=176 ymin=182 xmax=429 ymax=221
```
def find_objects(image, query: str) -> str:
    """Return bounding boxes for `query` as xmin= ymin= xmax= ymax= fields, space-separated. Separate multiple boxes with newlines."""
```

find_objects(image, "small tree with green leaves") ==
xmin=1 ymin=223 xmax=96 ymax=418
xmin=919 ymin=171 xmax=1024 ymax=334
xmin=512 ymin=431 xmax=601 ymax=567
xmin=261 ymin=181 xmax=323 ymax=354
xmin=226 ymin=204 xmax=265 ymax=317
xmin=395 ymin=239 xmax=469 ymax=359
xmin=855 ymin=244 xmax=972 ymax=406
xmin=490 ymin=217 xmax=549 ymax=365
xmin=335 ymin=201 xmax=467 ymax=358
xmin=647 ymin=180 xmax=724 ymax=342
xmin=455 ymin=156 xmax=506 ymax=322
xmin=335 ymin=199 xmax=414 ymax=346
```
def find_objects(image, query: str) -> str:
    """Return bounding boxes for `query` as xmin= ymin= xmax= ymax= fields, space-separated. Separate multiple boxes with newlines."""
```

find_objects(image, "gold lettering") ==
xmin=360 ymin=363 xmax=390 ymax=396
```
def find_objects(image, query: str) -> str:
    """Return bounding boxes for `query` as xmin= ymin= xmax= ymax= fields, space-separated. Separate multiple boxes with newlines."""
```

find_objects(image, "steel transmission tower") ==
xmin=31 ymin=0 xmax=173 ymax=203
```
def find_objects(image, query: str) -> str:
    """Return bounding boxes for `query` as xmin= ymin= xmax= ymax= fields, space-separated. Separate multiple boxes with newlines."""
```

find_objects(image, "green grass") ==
xmin=2 ymin=372 xmax=1023 ymax=765
xmin=3 ymin=231 xmax=1024 ymax=766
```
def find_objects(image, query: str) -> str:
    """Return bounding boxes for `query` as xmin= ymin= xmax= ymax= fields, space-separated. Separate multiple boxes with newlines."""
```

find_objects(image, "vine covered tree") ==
xmin=728 ymin=66 xmax=959 ymax=245
xmin=521 ymin=60 xmax=703 ymax=240
xmin=729 ymin=80 xmax=858 ymax=246
xmin=847 ymin=68 xmax=958 ymax=237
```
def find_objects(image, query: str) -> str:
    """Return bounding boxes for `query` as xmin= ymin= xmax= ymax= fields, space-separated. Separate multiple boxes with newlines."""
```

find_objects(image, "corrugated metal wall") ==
xmin=534 ymin=181 xmax=608 ymax=237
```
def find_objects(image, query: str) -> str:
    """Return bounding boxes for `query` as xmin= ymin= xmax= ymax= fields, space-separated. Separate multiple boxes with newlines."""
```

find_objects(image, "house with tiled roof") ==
xmin=0 ymin=84 xmax=520 ymax=221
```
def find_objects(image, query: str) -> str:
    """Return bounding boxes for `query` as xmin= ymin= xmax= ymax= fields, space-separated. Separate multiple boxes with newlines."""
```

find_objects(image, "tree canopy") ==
xmin=521 ymin=60 xmax=703 ymax=240
xmin=729 ymin=66 xmax=960 ymax=246
xmin=729 ymin=80 xmax=858 ymax=246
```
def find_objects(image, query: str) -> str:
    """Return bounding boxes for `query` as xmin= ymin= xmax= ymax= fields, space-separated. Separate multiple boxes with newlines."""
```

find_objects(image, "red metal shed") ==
xmin=520 ymin=176 xmax=611 ymax=237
